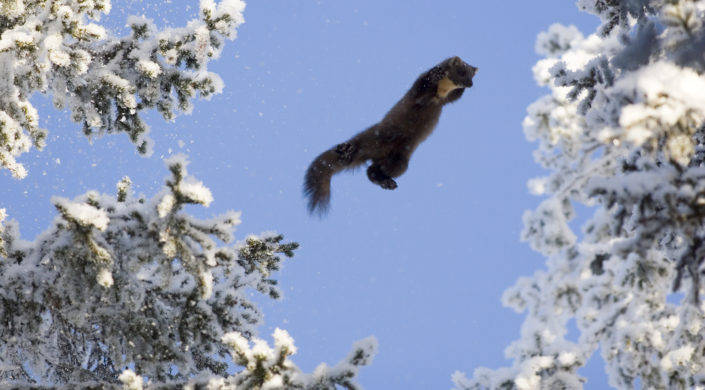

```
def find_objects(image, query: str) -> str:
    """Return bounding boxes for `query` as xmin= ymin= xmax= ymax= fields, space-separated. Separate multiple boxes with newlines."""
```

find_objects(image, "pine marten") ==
xmin=304 ymin=56 xmax=478 ymax=215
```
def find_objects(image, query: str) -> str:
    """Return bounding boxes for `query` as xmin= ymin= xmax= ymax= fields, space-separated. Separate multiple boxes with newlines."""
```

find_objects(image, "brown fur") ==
xmin=304 ymin=56 xmax=477 ymax=215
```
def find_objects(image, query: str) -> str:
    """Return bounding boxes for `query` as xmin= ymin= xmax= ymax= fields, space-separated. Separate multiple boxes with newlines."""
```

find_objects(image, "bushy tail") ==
xmin=304 ymin=147 xmax=354 ymax=215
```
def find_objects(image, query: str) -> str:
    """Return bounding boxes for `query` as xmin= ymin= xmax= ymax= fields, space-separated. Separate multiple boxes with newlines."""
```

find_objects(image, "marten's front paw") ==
xmin=335 ymin=142 xmax=355 ymax=164
xmin=380 ymin=179 xmax=397 ymax=190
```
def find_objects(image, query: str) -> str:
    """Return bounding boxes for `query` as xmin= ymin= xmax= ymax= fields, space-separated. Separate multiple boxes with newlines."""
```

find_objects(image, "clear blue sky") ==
xmin=1 ymin=1 xmax=605 ymax=388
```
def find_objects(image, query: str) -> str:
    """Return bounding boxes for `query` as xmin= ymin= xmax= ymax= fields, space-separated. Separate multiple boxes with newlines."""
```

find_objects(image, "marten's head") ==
xmin=436 ymin=56 xmax=477 ymax=99
xmin=444 ymin=56 xmax=477 ymax=88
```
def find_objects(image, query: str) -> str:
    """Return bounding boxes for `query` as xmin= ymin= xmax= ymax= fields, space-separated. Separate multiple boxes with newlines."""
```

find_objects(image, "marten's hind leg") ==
xmin=367 ymin=153 xmax=409 ymax=190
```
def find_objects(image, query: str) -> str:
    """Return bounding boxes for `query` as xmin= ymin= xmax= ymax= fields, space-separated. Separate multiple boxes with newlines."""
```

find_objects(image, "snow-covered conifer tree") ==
xmin=0 ymin=0 xmax=244 ymax=178
xmin=454 ymin=1 xmax=705 ymax=389
xmin=0 ymin=156 xmax=376 ymax=388
xmin=0 ymin=1 xmax=377 ymax=388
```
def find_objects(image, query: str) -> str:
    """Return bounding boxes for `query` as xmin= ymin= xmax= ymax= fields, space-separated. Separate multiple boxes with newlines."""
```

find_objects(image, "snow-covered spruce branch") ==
xmin=455 ymin=1 xmax=705 ymax=389
xmin=0 ymin=327 xmax=377 ymax=389
xmin=1 ymin=154 xmax=285 ymax=383
xmin=0 ymin=0 xmax=244 ymax=179
xmin=18 ymin=330 xmax=377 ymax=390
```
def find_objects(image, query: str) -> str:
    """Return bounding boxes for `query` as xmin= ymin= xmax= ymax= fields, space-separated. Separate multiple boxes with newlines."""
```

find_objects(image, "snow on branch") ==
xmin=0 ymin=0 xmax=245 ymax=178
xmin=218 ymin=330 xmax=377 ymax=390
xmin=577 ymin=0 xmax=655 ymax=36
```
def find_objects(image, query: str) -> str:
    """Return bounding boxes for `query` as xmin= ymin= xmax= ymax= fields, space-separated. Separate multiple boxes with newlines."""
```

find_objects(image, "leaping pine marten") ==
xmin=304 ymin=56 xmax=478 ymax=215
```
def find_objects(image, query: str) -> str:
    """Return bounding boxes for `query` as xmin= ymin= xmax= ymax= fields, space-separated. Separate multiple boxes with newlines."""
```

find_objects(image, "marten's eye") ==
xmin=457 ymin=69 xmax=467 ymax=77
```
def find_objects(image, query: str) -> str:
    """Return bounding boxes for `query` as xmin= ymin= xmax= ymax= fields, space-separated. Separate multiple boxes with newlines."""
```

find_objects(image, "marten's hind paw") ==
xmin=380 ymin=179 xmax=397 ymax=190
xmin=335 ymin=142 xmax=356 ymax=164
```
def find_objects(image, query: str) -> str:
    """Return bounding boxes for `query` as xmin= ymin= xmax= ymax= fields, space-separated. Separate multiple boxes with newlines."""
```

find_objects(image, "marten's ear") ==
xmin=449 ymin=56 xmax=463 ymax=67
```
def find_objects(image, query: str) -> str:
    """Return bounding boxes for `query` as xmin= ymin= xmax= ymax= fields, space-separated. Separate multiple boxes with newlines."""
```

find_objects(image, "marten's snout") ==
xmin=457 ymin=64 xmax=477 ymax=88
xmin=465 ymin=65 xmax=478 ymax=87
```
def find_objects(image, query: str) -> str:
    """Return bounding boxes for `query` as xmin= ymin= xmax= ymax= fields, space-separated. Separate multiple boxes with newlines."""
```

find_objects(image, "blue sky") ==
xmin=1 ymin=1 xmax=606 ymax=388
